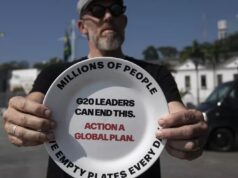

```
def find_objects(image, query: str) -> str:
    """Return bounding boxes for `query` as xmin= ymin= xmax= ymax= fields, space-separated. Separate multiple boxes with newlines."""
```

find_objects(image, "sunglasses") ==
xmin=83 ymin=3 xmax=126 ymax=19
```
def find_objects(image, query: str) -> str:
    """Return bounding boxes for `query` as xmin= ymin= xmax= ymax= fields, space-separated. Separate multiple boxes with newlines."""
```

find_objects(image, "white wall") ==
xmin=173 ymin=69 xmax=215 ymax=105
xmin=9 ymin=69 xmax=39 ymax=93
xmin=172 ymin=58 xmax=238 ymax=106
xmin=216 ymin=68 xmax=238 ymax=81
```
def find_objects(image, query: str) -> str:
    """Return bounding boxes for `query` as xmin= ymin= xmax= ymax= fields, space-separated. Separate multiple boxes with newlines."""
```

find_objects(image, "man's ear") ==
xmin=78 ymin=20 xmax=88 ymax=37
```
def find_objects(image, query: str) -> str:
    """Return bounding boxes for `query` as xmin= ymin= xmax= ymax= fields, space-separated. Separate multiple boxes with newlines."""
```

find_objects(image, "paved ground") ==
xmin=0 ymin=119 xmax=48 ymax=178
xmin=160 ymin=150 xmax=238 ymax=178
xmin=1 ymin=115 xmax=238 ymax=178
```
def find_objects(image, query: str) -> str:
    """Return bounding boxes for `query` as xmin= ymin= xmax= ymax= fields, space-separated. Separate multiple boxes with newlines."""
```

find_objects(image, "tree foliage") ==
xmin=0 ymin=60 xmax=29 ymax=72
xmin=33 ymin=57 xmax=62 ymax=70
xmin=142 ymin=31 xmax=238 ymax=63
xmin=179 ymin=36 xmax=235 ymax=65
xmin=158 ymin=46 xmax=178 ymax=58
xmin=142 ymin=45 xmax=160 ymax=60
xmin=221 ymin=32 xmax=238 ymax=53
xmin=180 ymin=40 xmax=205 ymax=67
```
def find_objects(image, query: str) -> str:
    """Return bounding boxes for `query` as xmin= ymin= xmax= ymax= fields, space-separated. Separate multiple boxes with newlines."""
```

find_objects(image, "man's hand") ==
xmin=2 ymin=93 xmax=56 ymax=147
xmin=156 ymin=108 xmax=208 ymax=160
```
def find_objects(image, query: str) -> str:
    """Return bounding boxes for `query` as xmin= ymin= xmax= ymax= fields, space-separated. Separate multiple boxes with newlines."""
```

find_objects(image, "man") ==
xmin=3 ymin=0 xmax=208 ymax=177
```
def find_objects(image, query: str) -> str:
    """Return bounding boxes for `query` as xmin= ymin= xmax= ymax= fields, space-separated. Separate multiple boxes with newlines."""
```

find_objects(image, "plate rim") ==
xmin=43 ymin=57 xmax=168 ymax=178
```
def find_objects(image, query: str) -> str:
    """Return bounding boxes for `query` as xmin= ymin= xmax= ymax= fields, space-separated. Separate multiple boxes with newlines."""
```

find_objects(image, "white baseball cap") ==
xmin=77 ymin=0 xmax=124 ymax=17
xmin=77 ymin=0 xmax=93 ymax=17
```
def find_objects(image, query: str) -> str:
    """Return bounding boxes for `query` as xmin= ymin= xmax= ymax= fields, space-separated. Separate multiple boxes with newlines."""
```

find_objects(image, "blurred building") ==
xmin=9 ymin=69 xmax=39 ymax=94
xmin=172 ymin=56 xmax=238 ymax=106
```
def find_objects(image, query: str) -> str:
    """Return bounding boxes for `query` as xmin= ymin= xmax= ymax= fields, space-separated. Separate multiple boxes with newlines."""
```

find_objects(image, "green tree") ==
xmin=221 ymin=32 xmax=238 ymax=53
xmin=0 ymin=60 xmax=29 ymax=72
xmin=33 ymin=57 xmax=62 ymax=70
xmin=142 ymin=46 xmax=160 ymax=60
xmin=158 ymin=46 xmax=178 ymax=58
xmin=180 ymin=41 xmax=204 ymax=61
xmin=200 ymin=42 xmax=217 ymax=61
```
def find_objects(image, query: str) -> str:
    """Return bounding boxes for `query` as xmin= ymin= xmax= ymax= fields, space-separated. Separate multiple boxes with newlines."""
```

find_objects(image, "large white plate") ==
xmin=44 ymin=57 xmax=168 ymax=178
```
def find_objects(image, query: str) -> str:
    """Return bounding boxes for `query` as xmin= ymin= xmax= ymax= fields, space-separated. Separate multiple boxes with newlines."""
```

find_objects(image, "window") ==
xmin=206 ymin=82 xmax=232 ymax=103
xmin=217 ymin=74 xmax=223 ymax=85
xmin=185 ymin=76 xmax=191 ymax=90
xmin=226 ymin=83 xmax=238 ymax=107
xmin=201 ymin=75 xmax=207 ymax=89
xmin=234 ymin=74 xmax=238 ymax=80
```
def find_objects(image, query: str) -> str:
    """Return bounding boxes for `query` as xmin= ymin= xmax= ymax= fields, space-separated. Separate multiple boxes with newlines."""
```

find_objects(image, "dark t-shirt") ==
xmin=31 ymin=56 xmax=181 ymax=178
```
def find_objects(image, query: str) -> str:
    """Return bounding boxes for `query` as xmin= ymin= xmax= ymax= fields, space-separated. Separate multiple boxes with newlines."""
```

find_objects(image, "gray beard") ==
xmin=92 ymin=34 xmax=124 ymax=51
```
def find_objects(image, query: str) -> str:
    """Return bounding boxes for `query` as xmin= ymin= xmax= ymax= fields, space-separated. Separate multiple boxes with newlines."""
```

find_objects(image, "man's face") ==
xmin=79 ymin=0 xmax=127 ymax=51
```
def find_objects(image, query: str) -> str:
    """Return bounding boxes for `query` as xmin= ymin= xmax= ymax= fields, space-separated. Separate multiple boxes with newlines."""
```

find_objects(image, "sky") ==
xmin=0 ymin=0 xmax=238 ymax=64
